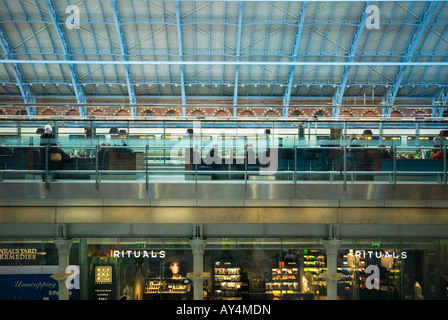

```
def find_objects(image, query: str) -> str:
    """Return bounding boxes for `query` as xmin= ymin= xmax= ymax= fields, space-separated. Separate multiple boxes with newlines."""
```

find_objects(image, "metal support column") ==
xmin=323 ymin=225 xmax=343 ymax=301
xmin=187 ymin=224 xmax=209 ymax=300
xmin=51 ymin=225 xmax=74 ymax=301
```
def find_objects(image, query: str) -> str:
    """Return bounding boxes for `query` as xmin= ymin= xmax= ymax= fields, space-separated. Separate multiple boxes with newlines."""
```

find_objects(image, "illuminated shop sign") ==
xmin=112 ymin=250 xmax=166 ymax=259
xmin=354 ymin=250 xmax=407 ymax=259
xmin=0 ymin=248 xmax=45 ymax=260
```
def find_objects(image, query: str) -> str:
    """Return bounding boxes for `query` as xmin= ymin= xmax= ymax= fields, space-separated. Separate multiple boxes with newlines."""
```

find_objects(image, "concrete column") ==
xmin=52 ymin=239 xmax=74 ymax=300
xmin=187 ymin=237 xmax=210 ymax=300
xmin=323 ymin=239 xmax=343 ymax=300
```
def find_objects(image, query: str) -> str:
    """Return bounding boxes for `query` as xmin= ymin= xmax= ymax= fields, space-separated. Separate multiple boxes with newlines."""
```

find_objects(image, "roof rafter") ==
xmin=233 ymin=1 xmax=244 ymax=106
xmin=432 ymin=86 xmax=447 ymax=117
xmin=43 ymin=0 xmax=87 ymax=116
xmin=0 ymin=24 xmax=36 ymax=115
xmin=332 ymin=1 xmax=372 ymax=116
xmin=382 ymin=1 xmax=438 ymax=116
xmin=282 ymin=1 xmax=308 ymax=107
xmin=175 ymin=0 xmax=187 ymax=107
xmin=111 ymin=0 xmax=136 ymax=116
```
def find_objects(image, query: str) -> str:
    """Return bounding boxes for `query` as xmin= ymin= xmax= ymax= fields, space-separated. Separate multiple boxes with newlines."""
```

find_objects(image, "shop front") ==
xmin=0 ymin=239 xmax=80 ymax=300
xmin=0 ymin=237 xmax=447 ymax=300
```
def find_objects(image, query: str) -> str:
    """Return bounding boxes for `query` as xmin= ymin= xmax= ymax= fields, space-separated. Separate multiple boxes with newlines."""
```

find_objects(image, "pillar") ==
xmin=323 ymin=239 xmax=343 ymax=300
xmin=187 ymin=237 xmax=210 ymax=300
xmin=52 ymin=238 xmax=74 ymax=300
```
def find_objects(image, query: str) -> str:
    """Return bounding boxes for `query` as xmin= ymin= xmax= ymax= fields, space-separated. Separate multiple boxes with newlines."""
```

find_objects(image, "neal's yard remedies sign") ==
xmin=0 ymin=248 xmax=43 ymax=260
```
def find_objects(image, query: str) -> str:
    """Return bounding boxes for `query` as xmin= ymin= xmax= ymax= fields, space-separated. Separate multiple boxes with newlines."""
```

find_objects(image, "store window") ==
xmin=0 ymin=239 xmax=80 ymax=300
xmin=86 ymin=238 xmax=193 ymax=300
xmin=2 ymin=237 xmax=446 ymax=300
xmin=336 ymin=239 xmax=448 ymax=300
xmin=205 ymin=238 xmax=324 ymax=300
xmin=84 ymin=237 xmax=448 ymax=301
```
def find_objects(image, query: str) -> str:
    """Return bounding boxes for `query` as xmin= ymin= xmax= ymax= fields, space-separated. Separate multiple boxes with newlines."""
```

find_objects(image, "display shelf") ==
xmin=144 ymin=276 xmax=190 ymax=295
xmin=265 ymin=261 xmax=300 ymax=299
xmin=213 ymin=261 xmax=248 ymax=300
xmin=303 ymin=250 xmax=327 ymax=289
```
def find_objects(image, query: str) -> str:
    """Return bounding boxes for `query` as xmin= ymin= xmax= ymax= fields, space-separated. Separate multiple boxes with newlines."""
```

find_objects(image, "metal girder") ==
xmin=432 ymin=86 xmax=447 ymax=117
xmin=175 ymin=0 xmax=186 ymax=106
xmin=0 ymin=25 xmax=36 ymax=115
xmin=434 ymin=86 xmax=448 ymax=106
xmin=332 ymin=1 xmax=372 ymax=116
xmin=233 ymin=1 xmax=244 ymax=106
xmin=432 ymin=107 xmax=445 ymax=118
xmin=43 ymin=0 xmax=87 ymax=116
xmin=111 ymin=0 xmax=136 ymax=116
xmin=382 ymin=1 xmax=438 ymax=116
xmin=1 ymin=60 xmax=447 ymax=67
xmin=282 ymin=1 xmax=307 ymax=107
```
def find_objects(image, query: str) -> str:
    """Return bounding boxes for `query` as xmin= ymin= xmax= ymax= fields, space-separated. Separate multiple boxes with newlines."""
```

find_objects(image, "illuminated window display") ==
xmin=0 ymin=237 xmax=446 ymax=300
xmin=86 ymin=239 xmax=194 ymax=300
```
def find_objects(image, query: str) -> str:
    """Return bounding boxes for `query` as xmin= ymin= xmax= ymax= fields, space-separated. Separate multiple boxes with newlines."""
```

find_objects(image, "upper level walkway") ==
xmin=0 ymin=115 xmax=446 ymax=203
xmin=0 ymin=116 xmax=447 ymax=238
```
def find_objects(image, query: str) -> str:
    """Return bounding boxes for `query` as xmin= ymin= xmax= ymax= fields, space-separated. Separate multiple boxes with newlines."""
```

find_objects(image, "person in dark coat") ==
xmin=40 ymin=124 xmax=58 ymax=180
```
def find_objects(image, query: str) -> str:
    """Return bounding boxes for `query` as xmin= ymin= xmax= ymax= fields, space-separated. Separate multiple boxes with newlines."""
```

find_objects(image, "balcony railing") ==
xmin=0 ymin=116 xmax=447 ymax=191
xmin=0 ymin=144 xmax=446 ymax=190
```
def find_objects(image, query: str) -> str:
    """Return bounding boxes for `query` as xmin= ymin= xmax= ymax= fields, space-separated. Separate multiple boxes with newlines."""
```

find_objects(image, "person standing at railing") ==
xmin=347 ymin=134 xmax=364 ymax=171
xmin=39 ymin=124 xmax=58 ymax=181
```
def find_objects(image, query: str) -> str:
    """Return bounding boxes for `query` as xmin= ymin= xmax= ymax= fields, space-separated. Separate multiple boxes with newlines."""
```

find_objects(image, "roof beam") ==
xmin=233 ymin=1 xmax=244 ymax=106
xmin=175 ymin=0 xmax=186 ymax=106
xmin=0 ymin=25 xmax=36 ymax=115
xmin=282 ymin=1 xmax=307 ymax=107
xmin=332 ymin=1 xmax=372 ymax=116
xmin=382 ymin=1 xmax=438 ymax=116
xmin=1 ymin=60 xmax=447 ymax=67
xmin=111 ymin=0 xmax=136 ymax=116
xmin=435 ymin=87 xmax=448 ymax=106
xmin=432 ymin=86 xmax=447 ymax=117
xmin=44 ymin=0 xmax=87 ymax=116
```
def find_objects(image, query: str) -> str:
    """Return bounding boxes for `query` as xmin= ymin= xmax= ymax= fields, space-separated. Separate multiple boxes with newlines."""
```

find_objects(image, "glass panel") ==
xmin=0 ymin=118 xmax=446 ymax=185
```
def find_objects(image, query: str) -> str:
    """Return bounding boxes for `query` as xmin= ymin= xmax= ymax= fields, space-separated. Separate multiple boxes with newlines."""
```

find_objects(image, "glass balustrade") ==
xmin=0 ymin=118 xmax=446 ymax=186
xmin=0 ymin=142 xmax=446 ymax=186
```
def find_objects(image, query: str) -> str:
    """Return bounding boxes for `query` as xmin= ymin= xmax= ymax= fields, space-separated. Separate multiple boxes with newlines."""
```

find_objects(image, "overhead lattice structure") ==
xmin=0 ymin=0 xmax=447 ymax=116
